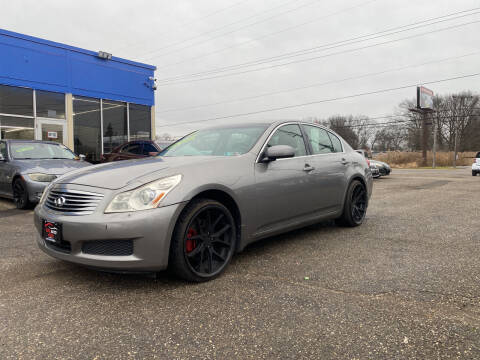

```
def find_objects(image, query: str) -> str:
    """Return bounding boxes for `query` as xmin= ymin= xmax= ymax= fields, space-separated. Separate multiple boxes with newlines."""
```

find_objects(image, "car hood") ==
xmin=17 ymin=159 xmax=91 ymax=175
xmin=56 ymin=156 xmax=226 ymax=190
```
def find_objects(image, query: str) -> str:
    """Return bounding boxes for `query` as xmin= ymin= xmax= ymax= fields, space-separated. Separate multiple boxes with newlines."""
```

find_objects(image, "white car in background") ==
xmin=473 ymin=152 xmax=480 ymax=176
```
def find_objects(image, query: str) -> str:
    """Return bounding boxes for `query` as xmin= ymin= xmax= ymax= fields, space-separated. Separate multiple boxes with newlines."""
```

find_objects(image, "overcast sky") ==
xmin=1 ymin=0 xmax=479 ymax=137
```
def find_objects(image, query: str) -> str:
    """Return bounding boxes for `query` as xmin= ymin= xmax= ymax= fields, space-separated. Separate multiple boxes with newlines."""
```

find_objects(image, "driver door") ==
xmin=253 ymin=124 xmax=314 ymax=236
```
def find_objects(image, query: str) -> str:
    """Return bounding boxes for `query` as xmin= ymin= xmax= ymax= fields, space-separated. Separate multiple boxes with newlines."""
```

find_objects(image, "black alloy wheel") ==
xmin=336 ymin=180 xmax=367 ymax=227
xmin=350 ymin=183 xmax=367 ymax=224
xmin=13 ymin=178 xmax=30 ymax=210
xmin=170 ymin=199 xmax=236 ymax=282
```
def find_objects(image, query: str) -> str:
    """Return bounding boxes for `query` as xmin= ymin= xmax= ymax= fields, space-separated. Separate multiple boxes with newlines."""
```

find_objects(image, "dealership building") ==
xmin=0 ymin=28 xmax=156 ymax=162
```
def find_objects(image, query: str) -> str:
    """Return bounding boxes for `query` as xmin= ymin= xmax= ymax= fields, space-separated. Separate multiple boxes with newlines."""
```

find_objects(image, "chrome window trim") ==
xmin=255 ymin=122 xmax=307 ymax=163
xmin=301 ymin=123 xmax=346 ymax=155
xmin=255 ymin=122 xmax=345 ymax=163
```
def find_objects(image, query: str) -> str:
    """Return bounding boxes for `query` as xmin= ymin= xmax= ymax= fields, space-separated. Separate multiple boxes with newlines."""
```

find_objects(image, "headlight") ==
xmin=28 ymin=173 xmax=57 ymax=182
xmin=105 ymin=174 xmax=182 ymax=213
xmin=39 ymin=183 xmax=54 ymax=204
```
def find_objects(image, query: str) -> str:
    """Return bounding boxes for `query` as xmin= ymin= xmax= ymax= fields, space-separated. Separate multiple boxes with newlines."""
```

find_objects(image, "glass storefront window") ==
xmin=103 ymin=100 xmax=127 ymax=154
xmin=73 ymin=96 xmax=101 ymax=163
xmin=0 ymin=84 xmax=33 ymax=116
xmin=129 ymin=104 xmax=151 ymax=140
xmin=0 ymin=115 xmax=34 ymax=140
xmin=36 ymin=90 xmax=65 ymax=119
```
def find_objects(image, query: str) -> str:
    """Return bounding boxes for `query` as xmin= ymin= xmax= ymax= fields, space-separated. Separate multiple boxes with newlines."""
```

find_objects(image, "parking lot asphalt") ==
xmin=0 ymin=169 xmax=479 ymax=359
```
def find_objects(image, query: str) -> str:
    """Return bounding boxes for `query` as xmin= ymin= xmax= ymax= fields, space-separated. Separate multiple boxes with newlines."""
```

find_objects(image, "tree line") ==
xmin=306 ymin=91 xmax=480 ymax=152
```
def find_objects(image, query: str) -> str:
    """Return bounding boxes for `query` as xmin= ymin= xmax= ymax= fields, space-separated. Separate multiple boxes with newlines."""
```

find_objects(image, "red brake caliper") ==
xmin=186 ymin=228 xmax=197 ymax=253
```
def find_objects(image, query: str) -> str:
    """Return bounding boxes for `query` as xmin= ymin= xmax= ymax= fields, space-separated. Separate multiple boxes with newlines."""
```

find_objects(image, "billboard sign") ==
xmin=417 ymin=86 xmax=434 ymax=110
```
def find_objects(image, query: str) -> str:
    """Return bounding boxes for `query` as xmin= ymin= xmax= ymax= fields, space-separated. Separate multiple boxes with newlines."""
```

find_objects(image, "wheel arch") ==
xmin=172 ymin=187 xmax=243 ymax=253
xmin=341 ymin=174 xmax=369 ymax=210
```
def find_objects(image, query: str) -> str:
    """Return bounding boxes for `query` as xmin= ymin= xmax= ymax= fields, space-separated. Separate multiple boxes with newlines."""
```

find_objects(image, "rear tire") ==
xmin=169 ymin=199 xmax=236 ymax=282
xmin=13 ymin=178 xmax=31 ymax=210
xmin=336 ymin=180 xmax=367 ymax=227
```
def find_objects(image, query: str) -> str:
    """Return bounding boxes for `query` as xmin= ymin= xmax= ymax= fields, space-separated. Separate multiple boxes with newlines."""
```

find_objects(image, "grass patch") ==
xmin=375 ymin=151 xmax=475 ymax=168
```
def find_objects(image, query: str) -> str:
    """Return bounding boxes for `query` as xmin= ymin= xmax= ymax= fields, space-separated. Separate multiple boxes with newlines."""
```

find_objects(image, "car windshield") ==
xmin=160 ymin=125 xmax=268 ymax=157
xmin=10 ymin=142 xmax=76 ymax=160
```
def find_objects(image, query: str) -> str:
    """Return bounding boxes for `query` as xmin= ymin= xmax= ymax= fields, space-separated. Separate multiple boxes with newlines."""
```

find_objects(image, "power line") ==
xmin=157 ymin=7 xmax=480 ymax=82
xmin=335 ymin=113 xmax=479 ymax=129
xmin=157 ymin=11 xmax=480 ymax=84
xmin=156 ymin=72 xmax=480 ymax=128
xmin=113 ymin=0 xmax=251 ymax=54
xmin=153 ymin=0 xmax=380 ymax=69
xmin=155 ymin=51 xmax=480 ymax=114
xmin=156 ymin=20 xmax=480 ymax=87
xmin=137 ymin=0 xmax=320 ymax=60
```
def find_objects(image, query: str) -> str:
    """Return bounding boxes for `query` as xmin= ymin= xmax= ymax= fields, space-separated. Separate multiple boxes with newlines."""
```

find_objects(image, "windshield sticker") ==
xmin=14 ymin=146 xmax=35 ymax=153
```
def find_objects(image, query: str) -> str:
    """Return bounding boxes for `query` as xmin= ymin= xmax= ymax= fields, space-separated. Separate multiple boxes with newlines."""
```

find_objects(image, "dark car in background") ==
xmin=100 ymin=140 xmax=161 ymax=163
xmin=370 ymin=160 xmax=391 ymax=176
xmin=0 ymin=140 xmax=90 ymax=209
xmin=355 ymin=150 xmax=391 ymax=178
xmin=473 ymin=151 xmax=480 ymax=176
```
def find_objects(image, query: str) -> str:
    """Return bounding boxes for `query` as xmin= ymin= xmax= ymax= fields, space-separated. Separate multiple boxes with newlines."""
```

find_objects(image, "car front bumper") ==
xmin=34 ymin=201 xmax=187 ymax=272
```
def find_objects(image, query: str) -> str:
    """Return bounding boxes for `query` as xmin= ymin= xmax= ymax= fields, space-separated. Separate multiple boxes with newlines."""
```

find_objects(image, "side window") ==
xmin=267 ymin=124 xmax=307 ymax=157
xmin=328 ymin=132 xmax=343 ymax=153
xmin=0 ymin=142 xmax=6 ymax=159
xmin=143 ymin=143 xmax=158 ymax=155
xmin=303 ymin=125 xmax=334 ymax=154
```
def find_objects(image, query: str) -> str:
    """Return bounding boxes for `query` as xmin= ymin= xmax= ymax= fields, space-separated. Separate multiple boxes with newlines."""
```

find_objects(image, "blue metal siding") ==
xmin=0 ymin=28 xmax=155 ymax=106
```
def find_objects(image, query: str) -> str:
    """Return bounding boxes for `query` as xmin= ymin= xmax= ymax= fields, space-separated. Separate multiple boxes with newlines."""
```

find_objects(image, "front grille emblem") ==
xmin=53 ymin=196 xmax=66 ymax=207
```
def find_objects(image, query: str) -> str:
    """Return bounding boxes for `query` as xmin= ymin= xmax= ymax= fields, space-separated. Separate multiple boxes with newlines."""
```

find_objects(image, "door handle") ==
xmin=303 ymin=164 xmax=315 ymax=172
xmin=341 ymin=158 xmax=348 ymax=165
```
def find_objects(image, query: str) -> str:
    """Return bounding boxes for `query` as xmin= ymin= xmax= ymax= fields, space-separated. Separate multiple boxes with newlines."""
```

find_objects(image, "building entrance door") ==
xmin=35 ymin=119 xmax=66 ymax=145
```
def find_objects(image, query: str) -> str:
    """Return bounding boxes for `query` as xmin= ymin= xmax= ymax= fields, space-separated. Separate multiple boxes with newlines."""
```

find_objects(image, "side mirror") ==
xmin=262 ymin=145 xmax=295 ymax=162
xmin=78 ymin=154 xmax=86 ymax=161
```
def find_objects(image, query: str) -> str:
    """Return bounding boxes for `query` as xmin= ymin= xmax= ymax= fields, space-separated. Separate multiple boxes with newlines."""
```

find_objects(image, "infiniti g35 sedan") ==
xmin=0 ymin=140 xmax=90 ymax=209
xmin=34 ymin=121 xmax=373 ymax=282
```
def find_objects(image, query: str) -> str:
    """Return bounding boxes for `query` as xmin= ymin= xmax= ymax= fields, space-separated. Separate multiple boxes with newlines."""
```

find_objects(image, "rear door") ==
xmin=254 ymin=124 xmax=313 ymax=235
xmin=301 ymin=125 xmax=347 ymax=213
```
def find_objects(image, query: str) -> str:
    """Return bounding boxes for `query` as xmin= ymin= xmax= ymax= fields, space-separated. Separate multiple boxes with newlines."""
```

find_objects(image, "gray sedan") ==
xmin=34 ymin=121 xmax=373 ymax=282
xmin=0 ymin=140 xmax=90 ymax=209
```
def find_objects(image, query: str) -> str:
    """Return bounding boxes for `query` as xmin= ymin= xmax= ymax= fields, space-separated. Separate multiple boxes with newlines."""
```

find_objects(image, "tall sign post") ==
xmin=410 ymin=86 xmax=435 ymax=167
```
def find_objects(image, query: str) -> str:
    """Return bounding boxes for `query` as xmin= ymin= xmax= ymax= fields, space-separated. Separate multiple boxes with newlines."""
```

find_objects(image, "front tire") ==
xmin=13 ymin=178 xmax=31 ymax=210
xmin=169 ymin=199 xmax=236 ymax=282
xmin=336 ymin=180 xmax=368 ymax=227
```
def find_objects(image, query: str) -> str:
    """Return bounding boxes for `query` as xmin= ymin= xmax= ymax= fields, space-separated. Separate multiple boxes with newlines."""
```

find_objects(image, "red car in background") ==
xmin=100 ymin=140 xmax=161 ymax=162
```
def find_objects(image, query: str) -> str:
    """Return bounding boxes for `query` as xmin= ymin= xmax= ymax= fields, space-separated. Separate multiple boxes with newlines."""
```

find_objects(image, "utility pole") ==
xmin=453 ymin=127 xmax=458 ymax=168
xmin=422 ymin=112 xmax=428 ymax=166
xmin=432 ymin=114 xmax=437 ymax=168
xmin=411 ymin=86 xmax=434 ymax=167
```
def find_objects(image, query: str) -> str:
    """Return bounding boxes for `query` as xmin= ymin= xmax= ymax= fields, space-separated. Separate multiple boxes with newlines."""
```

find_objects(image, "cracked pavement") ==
xmin=0 ymin=168 xmax=479 ymax=359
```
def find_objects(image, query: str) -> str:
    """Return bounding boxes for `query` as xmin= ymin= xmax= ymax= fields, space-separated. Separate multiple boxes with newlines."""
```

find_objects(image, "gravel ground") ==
xmin=0 ymin=168 xmax=479 ymax=359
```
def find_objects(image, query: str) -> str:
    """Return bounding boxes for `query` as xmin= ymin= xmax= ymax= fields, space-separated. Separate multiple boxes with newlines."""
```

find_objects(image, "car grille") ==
xmin=82 ymin=240 xmax=134 ymax=256
xmin=45 ymin=189 xmax=104 ymax=215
